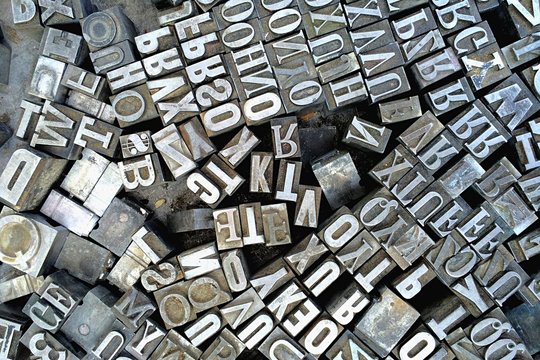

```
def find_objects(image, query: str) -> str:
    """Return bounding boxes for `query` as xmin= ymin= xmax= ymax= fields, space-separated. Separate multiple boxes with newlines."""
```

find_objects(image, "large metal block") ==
xmin=90 ymin=40 xmax=139 ymax=75
xmin=168 ymin=208 xmax=214 ymax=233
xmin=365 ymin=66 xmax=410 ymax=103
xmin=354 ymin=286 xmax=420 ymax=357
xmin=425 ymin=77 xmax=475 ymax=116
xmin=81 ymin=6 xmax=137 ymax=52
xmin=343 ymin=116 xmax=391 ymax=153
xmin=54 ymin=232 xmax=114 ymax=285
xmin=40 ymin=27 xmax=87 ymax=66
xmin=152 ymin=124 xmax=196 ymax=179
xmin=90 ymin=198 xmax=148 ymax=256
xmin=111 ymin=84 xmax=159 ymax=128
xmin=28 ymin=56 xmax=67 ymax=102
xmin=312 ymin=150 xmax=363 ymax=209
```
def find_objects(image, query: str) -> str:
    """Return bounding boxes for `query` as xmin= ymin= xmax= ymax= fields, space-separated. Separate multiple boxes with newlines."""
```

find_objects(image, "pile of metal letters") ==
xmin=1 ymin=0 xmax=540 ymax=359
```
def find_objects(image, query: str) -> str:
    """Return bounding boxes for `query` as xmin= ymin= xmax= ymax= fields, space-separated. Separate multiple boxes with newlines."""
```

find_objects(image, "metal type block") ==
xmin=178 ymin=117 xmax=216 ymax=162
xmin=312 ymin=150 xmax=363 ymax=209
xmin=74 ymin=116 xmax=121 ymax=157
xmin=427 ymin=197 xmax=472 ymax=237
xmin=200 ymin=101 xmax=244 ymax=136
xmin=0 ymin=272 xmax=44 ymax=303
xmin=178 ymin=242 xmax=220 ymax=280
xmin=181 ymin=34 xmax=223 ymax=66
xmin=514 ymin=128 xmax=540 ymax=171
xmin=186 ymin=55 xmax=227 ymax=86
xmin=473 ymin=246 xmax=514 ymax=286
xmin=285 ymin=234 xmax=328 ymax=275
xmin=471 ymin=216 xmax=513 ymax=260
xmin=297 ymin=0 xmax=338 ymax=14
xmin=241 ymin=91 xmax=285 ymax=126
xmin=422 ymin=296 xmax=470 ymax=341
xmin=411 ymin=48 xmax=461 ymax=88
xmin=90 ymin=197 xmax=147 ymax=256
xmin=473 ymin=158 xmax=521 ymax=202
xmin=202 ymin=328 xmax=245 ymax=358
xmin=303 ymin=3 xmax=347 ymax=39
xmin=147 ymin=72 xmax=191 ymax=104
xmin=282 ymin=298 xmax=321 ymax=337
xmin=506 ymin=0 xmax=540 ymax=38
xmin=126 ymin=320 xmax=166 ymax=360
xmin=217 ymin=127 xmax=259 ymax=169
xmin=379 ymin=96 xmax=422 ymax=124
xmin=250 ymin=258 xmax=295 ymax=300
xmin=30 ymin=101 xmax=85 ymax=160
xmin=450 ymin=274 xmax=494 ymax=317
xmin=294 ymin=185 xmax=322 ymax=228
xmin=236 ymin=313 xmax=275 ymax=350
xmin=424 ymin=231 xmax=467 ymax=285
xmin=392 ymin=7 xmax=437 ymax=42
xmin=227 ymin=41 xmax=270 ymax=77
xmin=323 ymin=71 xmax=368 ymax=110
xmin=417 ymin=131 xmax=462 ymax=174
xmin=275 ymin=160 xmax=301 ymax=202
xmin=365 ymin=66 xmax=410 ymax=103
xmin=517 ymin=167 xmax=540 ymax=210
xmin=475 ymin=0 xmax=499 ymax=12
xmin=152 ymin=124 xmax=196 ymax=179
xmin=343 ymin=0 xmax=388 ymax=29
xmin=0 ymin=148 xmax=67 ymax=211
xmin=386 ymin=224 xmax=435 ymax=270
xmin=491 ymin=187 xmax=537 ymax=235
xmin=195 ymin=76 xmax=236 ymax=111
xmin=261 ymin=203 xmax=292 ymax=246
xmin=369 ymin=145 xmax=417 ymax=189
xmin=111 ymin=84 xmax=159 ymax=128
xmin=354 ymin=249 xmax=396 ymax=293
xmin=202 ymin=154 xmax=245 ymax=196
xmin=484 ymin=73 xmax=540 ymax=132
xmin=326 ymin=330 xmax=378 ymax=360
xmin=168 ymin=208 xmax=214 ymax=233
xmin=11 ymin=0 xmax=40 ymax=27
xmin=79 ymin=172 xmax=124 ymax=217
xmin=273 ymin=56 xmax=318 ymax=92
xmin=59 ymin=286 xmax=118 ymax=353
xmin=186 ymin=170 xmax=225 ymax=208
xmin=393 ymin=326 xmax=439 ymax=360
xmin=299 ymin=313 xmax=343 ymax=357
xmin=317 ymin=206 xmax=362 ymax=252
xmin=461 ymin=43 xmax=511 ymax=91
xmin=484 ymin=262 xmax=531 ymax=306
xmin=386 ymin=0 xmax=428 ymax=15
xmin=132 ymin=225 xmax=172 ymax=264
xmin=343 ymin=116 xmax=391 ymax=153
xmin=425 ymin=77 xmax=475 ymax=116
xmin=183 ymin=308 xmax=224 ymax=347
xmin=81 ymin=7 xmax=136 ymax=51
xmin=439 ymin=154 xmax=484 ymax=199
xmin=407 ymin=181 xmax=453 ymax=226
xmin=54 ymin=232 xmax=113 ymax=285
xmin=250 ymin=152 xmax=273 ymax=193
xmin=316 ymin=53 xmax=360 ymax=85
xmin=302 ymin=255 xmax=345 ymax=296
xmin=446 ymin=327 xmax=483 ymax=359
xmin=308 ymin=29 xmax=355 ymax=68
xmin=327 ymin=280 xmax=370 ymax=326
xmin=0 ymin=316 xmax=23 ymax=360
xmin=432 ymin=0 xmax=481 ymax=36
xmin=28 ymin=56 xmax=67 ymax=102
xmin=354 ymin=286 xmax=420 ymax=357
xmin=141 ymin=257 xmax=184 ymax=292
xmin=220 ymin=287 xmax=265 ymax=329
xmin=65 ymin=91 xmax=115 ymax=124
xmin=40 ymin=190 xmax=98 ymax=237
xmin=39 ymin=0 xmax=92 ymax=25
xmin=401 ymin=29 xmax=445 ymax=64
xmin=112 ymin=288 xmax=156 ymax=332
xmin=259 ymin=326 xmax=310 ymax=360
xmin=118 ymin=154 xmax=165 ymax=191
xmin=120 ymin=131 xmax=154 ymax=159
xmin=221 ymin=249 xmax=250 ymax=292
xmin=107 ymin=241 xmax=151 ymax=292
xmin=174 ymin=12 xmax=217 ymax=41
xmin=398 ymin=111 xmax=444 ymax=155
xmin=350 ymin=19 xmax=395 ymax=54
xmin=456 ymin=201 xmax=498 ymax=243
xmin=40 ymin=27 xmax=87 ymax=66
xmin=392 ymin=261 xmax=435 ymax=299
xmin=214 ymin=207 xmax=243 ymax=250
xmin=447 ymin=21 xmax=496 ymax=56
xmin=21 ymin=323 xmax=79 ymax=360
xmin=154 ymin=282 xmax=197 ymax=329
xmin=107 ymin=61 xmax=148 ymax=94
xmin=135 ymin=27 xmax=178 ymax=57
xmin=391 ymin=164 xmax=434 ymax=206
xmin=359 ymin=42 xmax=405 ymax=78
xmin=521 ymin=63 xmax=540 ymax=101
xmin=149 ymin=330 xmax=201 ymax=360
xmin=90 ymin=40 xmax=139 ymax=75
xmin=518 ymin=275 xmax=540 ymax=305
xmin=212 ymin=0 xmax=257 ymax=29
xmin=15 ymin=100 xmax=42 ymax=140
xmin=238 ymin=203 xmax=265 ymax=246
xmin=336 ymin=229 xmax=380 ymax=274
xmin=265 ymin=30 xmax=310 ymax=66
xmin=260 ymin=7 xmax=303 ymax=42
xmin=282 ymin=79 xmax=325 ymax=113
